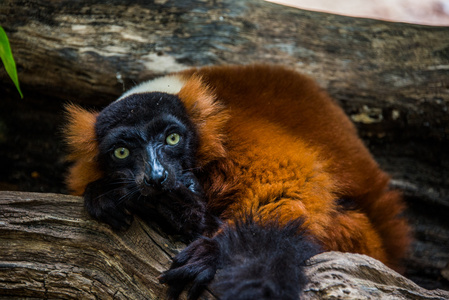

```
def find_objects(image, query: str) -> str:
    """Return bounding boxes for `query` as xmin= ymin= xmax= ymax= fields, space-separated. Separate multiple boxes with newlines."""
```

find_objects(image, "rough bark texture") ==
xmin=1 ymin=191 xmax=448 ymax=299
xmin=0 ymin=0 xmax=448 ymax=297
xmin=303 ymin=252 xmax=449 ymax=299
xmin=0 ymin=191 xmax=214 ymax=299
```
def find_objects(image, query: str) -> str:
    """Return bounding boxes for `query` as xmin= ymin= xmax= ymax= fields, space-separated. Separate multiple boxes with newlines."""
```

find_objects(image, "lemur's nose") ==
xmin=145 ymin=169 xmax=168 ymax=187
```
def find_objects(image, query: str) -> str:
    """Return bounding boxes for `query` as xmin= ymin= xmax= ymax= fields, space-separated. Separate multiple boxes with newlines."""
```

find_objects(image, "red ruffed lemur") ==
xmin=64 ymin=64 xmax=411 ymax=300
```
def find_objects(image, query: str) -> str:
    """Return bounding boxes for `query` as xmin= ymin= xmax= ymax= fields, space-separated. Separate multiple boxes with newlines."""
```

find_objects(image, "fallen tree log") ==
xmin=0 ymin=191 xmax=206 ymax=299
xmin=0 ymin=0 xmax=448 ymax=295
xmin=304 ymin=252 xmax=449 ymax=299
xmin=1 ymin=191 xmax=448 ymax=299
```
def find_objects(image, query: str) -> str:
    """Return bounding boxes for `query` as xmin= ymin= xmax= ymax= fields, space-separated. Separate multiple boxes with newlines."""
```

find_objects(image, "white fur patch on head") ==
xmin=116 ymin=75 xmax=186 ymax=101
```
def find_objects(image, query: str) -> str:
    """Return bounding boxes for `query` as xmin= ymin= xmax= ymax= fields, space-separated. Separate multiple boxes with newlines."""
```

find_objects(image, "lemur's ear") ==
xmin=177 ymin=74 xmax=230 ymax=167
xmin=63 ymin=103 xmax=102 ymax=195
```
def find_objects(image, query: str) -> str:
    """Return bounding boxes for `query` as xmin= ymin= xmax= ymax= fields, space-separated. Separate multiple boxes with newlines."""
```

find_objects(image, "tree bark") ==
xmin=1 ymin=191 xmax=448 ymax=299
xmin=303 ymin=252 xmax=449 ymax=300
xmin=0 ymin=191 xmax=215 ymax=299
xmin=0 ymin=0 xmax=448 ymax=295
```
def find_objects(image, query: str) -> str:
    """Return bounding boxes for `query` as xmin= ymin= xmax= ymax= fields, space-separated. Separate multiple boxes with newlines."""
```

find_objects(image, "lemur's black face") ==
xmin=84 ymin=92 xmax=215 ymax=237
xmin=95 ymin=92 xmax=199 ymax=197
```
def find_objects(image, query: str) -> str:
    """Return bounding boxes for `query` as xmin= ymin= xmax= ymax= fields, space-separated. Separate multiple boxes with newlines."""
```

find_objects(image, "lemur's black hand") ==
xmin=145 ymin=171 xmax=216 ymax=239
xmin=159 ymin=236 xmax=219 ymax=300
xmin=154 ymin=184 xmax=207 ymax=239
xmin=84 ymin=178 xmax=133 ymax=230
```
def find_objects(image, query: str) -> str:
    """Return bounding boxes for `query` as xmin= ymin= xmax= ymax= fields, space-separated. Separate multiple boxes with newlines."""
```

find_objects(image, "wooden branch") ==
xmin=1 ymin=192 xmax=448 ymax=299
xmin=303 ymin=252 xmax=449 ymax=299
xmin=1 ymin=0 xmax=448 ymax=112
xmin=0 ymin=191 xmax=215 ymax=299
xmin=0 ymin=0 xmax=448 ymax=294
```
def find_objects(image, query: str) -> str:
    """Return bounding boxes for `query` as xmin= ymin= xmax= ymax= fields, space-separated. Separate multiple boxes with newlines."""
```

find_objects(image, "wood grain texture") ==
xmin=0 ymin=191 xmax=217 ymax=299
xmin=303 ymin=252 xmax=449 ymax=299
xmin=1 ymin=191 xmax=448 ymax=299
xmin=0 ymin=0 xmax=448 ymax=293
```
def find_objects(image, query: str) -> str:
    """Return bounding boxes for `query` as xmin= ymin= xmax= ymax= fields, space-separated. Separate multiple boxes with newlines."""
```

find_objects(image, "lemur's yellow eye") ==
xmin=114 ymin=147 xmax=130 ymax=159
xmin=166 ymin=133 xmax=180 ymax=146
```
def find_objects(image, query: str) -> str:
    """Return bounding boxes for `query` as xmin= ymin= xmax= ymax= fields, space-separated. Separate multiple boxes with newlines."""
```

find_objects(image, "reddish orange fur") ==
xmin=177 ymin=64 xmax=411 ymax=270
xmin=177 ymin=75 xmax=230 ymax=167
xmin=64 ymin=64 xmax=411 ymax=270
xmin=64 ymin=104 xmax=102 ymax=195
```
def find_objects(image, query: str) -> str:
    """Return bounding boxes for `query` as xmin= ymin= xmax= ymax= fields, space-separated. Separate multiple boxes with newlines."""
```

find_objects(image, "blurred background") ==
xmin=269 ymin=0 xmax=449 ymax=25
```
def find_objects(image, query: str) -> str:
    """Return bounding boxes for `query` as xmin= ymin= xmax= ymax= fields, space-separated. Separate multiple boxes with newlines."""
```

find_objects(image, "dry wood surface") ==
xmin=1 ymin=191 xmax=448 ymax=299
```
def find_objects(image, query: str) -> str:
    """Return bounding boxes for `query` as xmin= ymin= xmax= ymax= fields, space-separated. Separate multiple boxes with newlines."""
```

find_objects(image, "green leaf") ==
xmin=0 ymin=26 xmax=23 ymax=98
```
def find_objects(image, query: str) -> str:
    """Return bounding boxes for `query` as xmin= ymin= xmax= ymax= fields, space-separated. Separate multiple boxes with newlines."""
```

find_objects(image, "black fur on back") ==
xmin=212 ymin=216 xmax=322 ymax=300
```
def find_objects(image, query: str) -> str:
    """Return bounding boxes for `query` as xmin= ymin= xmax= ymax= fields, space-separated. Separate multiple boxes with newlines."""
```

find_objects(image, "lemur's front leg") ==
xmin=84 ymin=178 xmax=134 ymax=230
xmin=153 ymin=172 xmax=220 ymax=239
